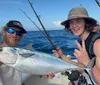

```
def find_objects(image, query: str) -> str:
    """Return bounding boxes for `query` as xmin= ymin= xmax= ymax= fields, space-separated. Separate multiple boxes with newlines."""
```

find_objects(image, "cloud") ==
xmin=97 ymin=20 xmax=100 ymax=23
xmin=52 ymin=21 xmax=62 ymax=27
xmin=0 ymin=1 xmax=23 ymax=5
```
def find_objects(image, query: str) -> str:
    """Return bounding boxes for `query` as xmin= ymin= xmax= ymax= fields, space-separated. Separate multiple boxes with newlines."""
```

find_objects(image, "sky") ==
xmin=0 ymin=0 xmax=100 ymax=31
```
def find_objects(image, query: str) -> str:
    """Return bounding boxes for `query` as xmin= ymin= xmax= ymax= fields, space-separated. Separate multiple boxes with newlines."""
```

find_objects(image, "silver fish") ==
xmin=0 ymin=46 xmax=88 ymax=75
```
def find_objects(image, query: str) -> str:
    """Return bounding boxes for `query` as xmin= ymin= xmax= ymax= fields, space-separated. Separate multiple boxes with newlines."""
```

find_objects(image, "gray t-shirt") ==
xmin=0 ymin=64 xmax=22 ymax=85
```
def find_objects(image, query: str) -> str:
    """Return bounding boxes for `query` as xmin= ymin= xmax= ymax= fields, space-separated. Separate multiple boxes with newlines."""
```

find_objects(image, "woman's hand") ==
xmin=74 ymin=40 xmax=90 ymax=66
xmin=52 ymin=48 xmax=64 ymax=58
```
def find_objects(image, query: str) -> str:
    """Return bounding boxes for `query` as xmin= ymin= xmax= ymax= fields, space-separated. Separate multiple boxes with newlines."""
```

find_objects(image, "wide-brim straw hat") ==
xmin=61 ymin=6 xmax=97 ymax=28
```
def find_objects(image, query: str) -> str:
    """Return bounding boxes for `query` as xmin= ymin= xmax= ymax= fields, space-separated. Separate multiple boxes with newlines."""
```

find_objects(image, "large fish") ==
xmin=0 ymin=46 xmax=92 ymax=75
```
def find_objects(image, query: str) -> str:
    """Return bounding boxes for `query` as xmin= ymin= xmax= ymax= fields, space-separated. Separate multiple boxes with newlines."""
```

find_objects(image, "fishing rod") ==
xmin=19 ymin=8 xmax=47 ymax=38
xmin=27 ymin=2 xmax=77 ymax=85
xmin=95 ymin=0 xmax=100 ymax=7
xmin=27 ymin=0 xmax=57 ymax=50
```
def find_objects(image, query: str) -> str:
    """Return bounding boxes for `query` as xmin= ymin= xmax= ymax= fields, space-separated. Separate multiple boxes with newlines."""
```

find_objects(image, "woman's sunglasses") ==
xmin=6 ymin=28 xmax=23 ymax=36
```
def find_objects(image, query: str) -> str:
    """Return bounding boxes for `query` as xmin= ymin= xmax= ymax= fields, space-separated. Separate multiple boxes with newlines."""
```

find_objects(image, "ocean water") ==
xmin=19 ymin=30 xmax=80 ymax=59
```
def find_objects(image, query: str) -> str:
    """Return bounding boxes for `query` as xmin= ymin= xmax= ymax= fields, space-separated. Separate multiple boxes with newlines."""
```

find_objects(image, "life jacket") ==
xmin=80 ymin=32 xmax=100 ymax=85
xmin=81 ymin=32 xmax=100 ymax=59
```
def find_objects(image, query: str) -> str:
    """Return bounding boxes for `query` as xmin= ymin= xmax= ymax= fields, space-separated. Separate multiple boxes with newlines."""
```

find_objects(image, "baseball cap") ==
xmin=6 ymin=20 xmax=27 ymax=33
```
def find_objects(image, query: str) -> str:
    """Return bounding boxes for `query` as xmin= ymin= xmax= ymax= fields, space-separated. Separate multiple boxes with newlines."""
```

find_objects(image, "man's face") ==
xmin=69 ymin=18 xmax=85 ymax=37
xmin=4 ymin=27 xmax=23 ymax=46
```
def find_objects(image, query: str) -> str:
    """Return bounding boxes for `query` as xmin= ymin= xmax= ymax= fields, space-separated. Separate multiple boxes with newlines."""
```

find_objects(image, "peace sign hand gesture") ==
xmin=74 ymin=40 xmax=90 ymax=66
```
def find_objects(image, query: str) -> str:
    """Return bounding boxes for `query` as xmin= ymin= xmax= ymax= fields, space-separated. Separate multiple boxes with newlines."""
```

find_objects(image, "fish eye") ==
xmin=13 ymin=48 xmax=17 ymax=51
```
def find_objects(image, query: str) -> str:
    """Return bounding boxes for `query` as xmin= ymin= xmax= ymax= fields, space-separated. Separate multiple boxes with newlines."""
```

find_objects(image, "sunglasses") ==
xmin=6 ymin=28 xmax=23 ymax=36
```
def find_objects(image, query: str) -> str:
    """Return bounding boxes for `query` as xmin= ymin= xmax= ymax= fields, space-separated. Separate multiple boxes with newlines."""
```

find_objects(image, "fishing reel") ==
xmin=62 ymin=70 xmax=91 ymax=85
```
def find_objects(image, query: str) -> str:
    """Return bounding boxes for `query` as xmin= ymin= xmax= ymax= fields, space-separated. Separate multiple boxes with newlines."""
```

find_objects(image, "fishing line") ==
xmin=95 ymin=0 xmax=100 ymax=7
xmin=27 ymin=0 xmax=57 ymax=50
xmin=84 ymin=70 xmax=95 ymax=85
xmin=19 ymin=8 xmax=47 ymax=39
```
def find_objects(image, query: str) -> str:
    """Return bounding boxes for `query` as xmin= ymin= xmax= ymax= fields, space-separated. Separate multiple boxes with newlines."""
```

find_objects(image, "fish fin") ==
xmin=24 ymin=43 xmax=34 ymax=51
xmin=20 ymin=53 xmax=34 ymax=58
xmin=87 ymin=57 xmax=96 ymax=69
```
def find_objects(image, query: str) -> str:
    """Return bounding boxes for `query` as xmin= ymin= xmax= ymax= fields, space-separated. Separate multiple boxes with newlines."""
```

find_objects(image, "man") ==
xmin=0 ymin=20 xmax=27 ymax=85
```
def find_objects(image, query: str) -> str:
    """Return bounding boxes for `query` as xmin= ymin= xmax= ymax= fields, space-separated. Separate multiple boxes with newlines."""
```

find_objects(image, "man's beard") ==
xmin=4 ymin=36 xmax=20 ymax=47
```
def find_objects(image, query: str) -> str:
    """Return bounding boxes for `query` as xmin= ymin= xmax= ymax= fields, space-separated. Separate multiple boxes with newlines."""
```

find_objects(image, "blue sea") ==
xmin=18 ymin=30 xmax=80 ymax=59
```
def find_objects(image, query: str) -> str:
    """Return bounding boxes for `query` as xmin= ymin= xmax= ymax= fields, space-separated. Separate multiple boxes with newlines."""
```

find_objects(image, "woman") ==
xmin=50 ymin=6 xmax=100 ymax=85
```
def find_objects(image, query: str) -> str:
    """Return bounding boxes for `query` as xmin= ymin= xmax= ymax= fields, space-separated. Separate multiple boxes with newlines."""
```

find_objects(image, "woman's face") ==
xmin=69 ymin=18 xmax=86 ymax=37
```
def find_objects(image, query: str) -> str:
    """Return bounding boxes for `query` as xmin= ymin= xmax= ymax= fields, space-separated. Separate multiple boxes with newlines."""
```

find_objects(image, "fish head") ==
xmin=0 ymin=47 xmax=18 ymax=64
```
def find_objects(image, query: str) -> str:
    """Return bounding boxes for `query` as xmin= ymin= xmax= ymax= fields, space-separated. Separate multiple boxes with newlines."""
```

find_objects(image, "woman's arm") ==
xmin=93 ymin=39 xmax=100 ymax=84
xmin=92 ymin=65 xmax=100 ymax=85
xmin=53 ymin=48 xmax=84 ymax=67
